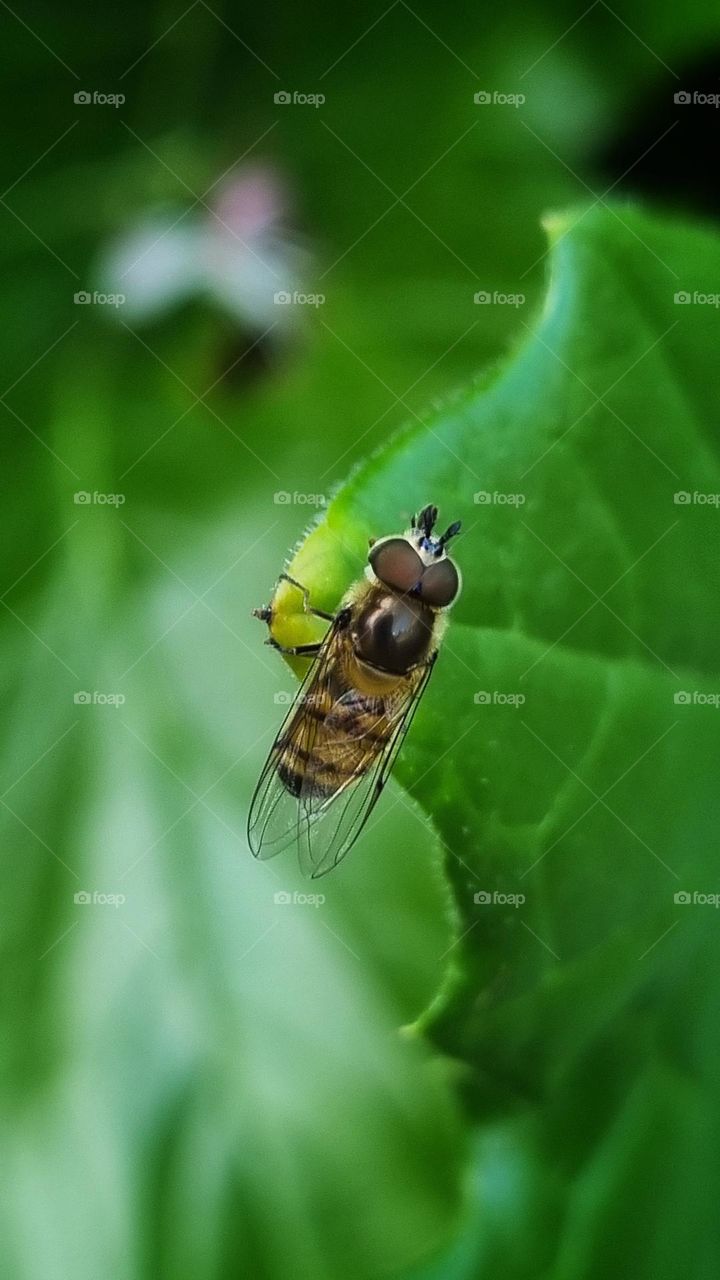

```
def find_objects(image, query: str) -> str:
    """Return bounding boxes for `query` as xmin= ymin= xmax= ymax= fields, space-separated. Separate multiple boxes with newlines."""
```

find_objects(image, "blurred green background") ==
xmin=2 ymin=2 xmax=719 ymax=1277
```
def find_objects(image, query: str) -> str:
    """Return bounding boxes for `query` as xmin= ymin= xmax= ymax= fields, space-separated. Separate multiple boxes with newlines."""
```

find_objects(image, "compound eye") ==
xmin=369 ymin=538 xmax=423 ymax=592
xmin=418 ymin=558 xmax=460 ymax=607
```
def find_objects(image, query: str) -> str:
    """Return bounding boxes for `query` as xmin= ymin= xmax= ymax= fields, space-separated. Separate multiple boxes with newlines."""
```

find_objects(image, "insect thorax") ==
xmin=349 ymin=584 xmax=437 ymax=677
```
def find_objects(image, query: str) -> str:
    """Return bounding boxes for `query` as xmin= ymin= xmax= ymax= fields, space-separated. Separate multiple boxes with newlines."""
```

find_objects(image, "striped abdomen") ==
xmin=277 ymin=660 xmax=398 ymax=800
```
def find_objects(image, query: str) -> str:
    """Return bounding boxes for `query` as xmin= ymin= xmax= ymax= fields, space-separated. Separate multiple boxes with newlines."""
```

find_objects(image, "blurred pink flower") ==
xmin=101 ymin=164 xmax=308 ymax=331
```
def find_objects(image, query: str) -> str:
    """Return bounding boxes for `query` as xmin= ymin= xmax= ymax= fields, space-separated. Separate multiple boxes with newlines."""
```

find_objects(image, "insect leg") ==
xmin=265 ymin=637 xmax=323 ymax=658
xmin=278 ymin=574 xmax=336 ymax=622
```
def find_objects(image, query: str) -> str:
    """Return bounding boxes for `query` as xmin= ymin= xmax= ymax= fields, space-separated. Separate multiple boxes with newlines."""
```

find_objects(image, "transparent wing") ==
xmin=297 ymin=653 xmax=437 ymax=879
xmin=247 ymin=616 xmax=348 ymax=860
xmin=248 ymin=614 xmax=437 ymax=877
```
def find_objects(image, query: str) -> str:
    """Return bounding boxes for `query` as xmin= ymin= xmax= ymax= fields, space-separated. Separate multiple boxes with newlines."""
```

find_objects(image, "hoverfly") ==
xmin=248 ymin=504 xmax=461 ymax=877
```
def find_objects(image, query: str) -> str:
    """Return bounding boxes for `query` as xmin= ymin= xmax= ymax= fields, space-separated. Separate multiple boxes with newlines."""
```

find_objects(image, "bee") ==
xmin=248 ymin=504 xmax=462 ymax=877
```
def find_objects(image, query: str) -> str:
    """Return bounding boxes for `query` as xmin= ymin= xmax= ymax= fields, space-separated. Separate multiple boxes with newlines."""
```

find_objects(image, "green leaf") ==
xmin=279 ymin=204 xmax=720 ymax=1276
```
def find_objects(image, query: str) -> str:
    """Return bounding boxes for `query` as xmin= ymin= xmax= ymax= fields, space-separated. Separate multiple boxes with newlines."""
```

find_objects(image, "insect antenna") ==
xmin=438 ymin=519 xmax=462 ymax=549
xmin=413 ymin=504 xmax=438 ymax=538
